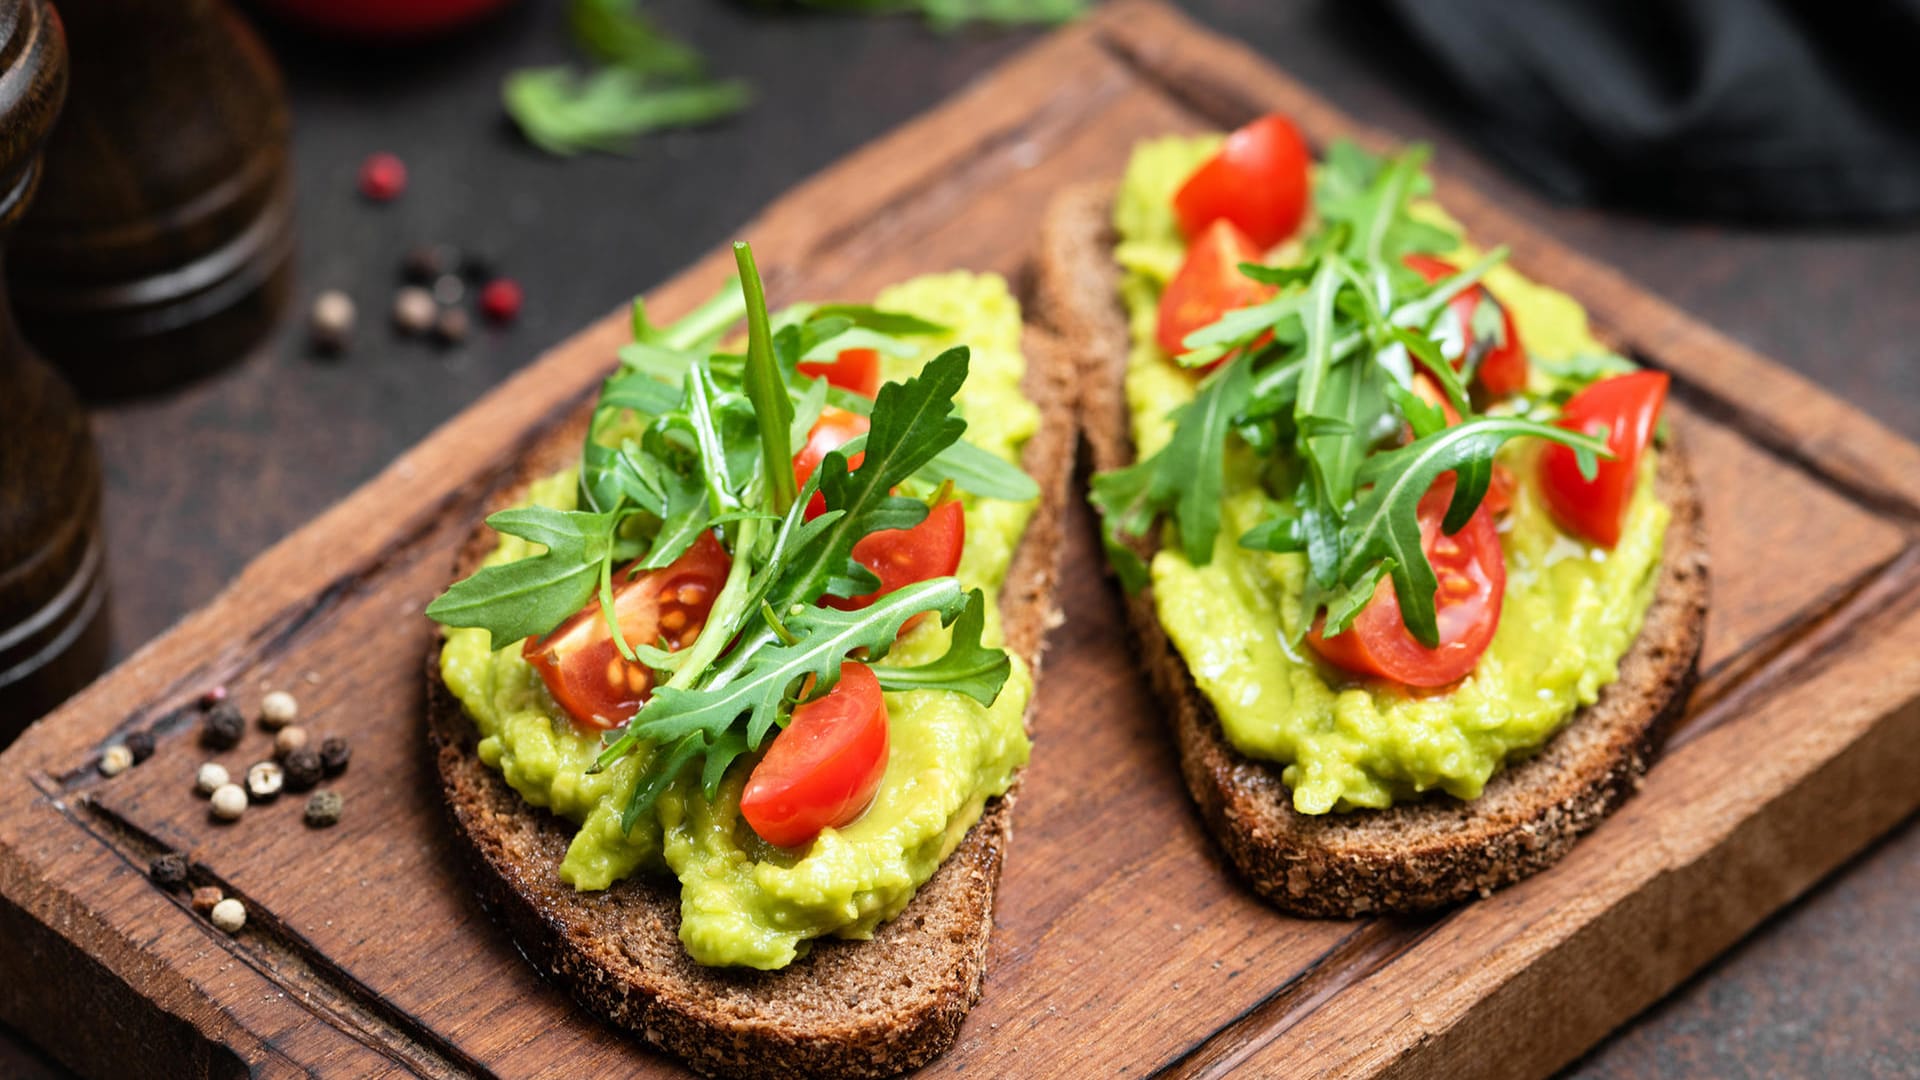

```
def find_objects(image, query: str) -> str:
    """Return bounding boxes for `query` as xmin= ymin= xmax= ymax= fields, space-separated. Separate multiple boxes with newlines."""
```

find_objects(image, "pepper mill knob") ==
xmin=0 ymin=0 xmax=112 ymax=739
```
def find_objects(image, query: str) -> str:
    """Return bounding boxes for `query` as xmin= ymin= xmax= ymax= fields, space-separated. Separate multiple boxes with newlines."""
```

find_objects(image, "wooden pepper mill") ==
xmin=6 ymin=0 xmax=294 ymax=400
xmin=0 ymin=0 xmax=111 ymax=741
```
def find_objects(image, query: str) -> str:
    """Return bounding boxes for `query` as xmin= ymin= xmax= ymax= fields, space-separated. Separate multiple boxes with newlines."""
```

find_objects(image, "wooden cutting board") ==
xmin=5 ymin=3 xmax=1917 ymax=1076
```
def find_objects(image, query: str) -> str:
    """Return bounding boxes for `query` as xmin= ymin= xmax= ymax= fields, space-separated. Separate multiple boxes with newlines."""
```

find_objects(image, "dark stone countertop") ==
xmin=7 ymin=0 xmax=1914 ymax=1075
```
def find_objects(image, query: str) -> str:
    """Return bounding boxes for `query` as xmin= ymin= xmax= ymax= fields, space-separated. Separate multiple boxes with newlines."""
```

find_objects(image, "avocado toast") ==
xmin=1038 ymin=121 xmax=1708 ymax=916
xmin=426 ymin=252 xmax=1074 ymax=1077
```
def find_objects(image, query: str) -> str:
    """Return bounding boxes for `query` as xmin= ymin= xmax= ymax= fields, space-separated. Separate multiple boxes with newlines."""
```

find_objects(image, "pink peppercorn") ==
xmin=479 ymin=279 xmax=523 ymax=325
xmin=199 ymin=685 xmax=228 ymax=708
xmin=358 ymin=153 xmax=407 ymax=202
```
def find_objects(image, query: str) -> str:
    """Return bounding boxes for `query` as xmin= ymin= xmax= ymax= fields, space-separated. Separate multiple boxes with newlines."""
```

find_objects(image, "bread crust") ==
xmin=425 ymin=328 xmax=1076 ymax=1078
xmin=1036 ymin=184 xmax=1710 ymax=917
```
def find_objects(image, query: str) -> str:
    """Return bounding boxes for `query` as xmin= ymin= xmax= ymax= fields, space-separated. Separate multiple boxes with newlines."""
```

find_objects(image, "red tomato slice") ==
xmin=1540 ymin=371 xmax=1669 ymax=548
xmin=1404 ymin=254 xmax=1529 ymax=397
xmin=1173 ymin=113 xmax=1312 ymax=249
xmin=825 ymin=498 xmax=965 ymax=614
xmin=793 ymin=406 xmax=870 ymax=520
xmin=797 ymin=347 xmax=881 ymax=400
xmin=522 ymin=532 xmax=730 ymax=730
xmin=1306 ymin=476 xmax=1507 ymax=688
xmin=1157 ymin=219 xmax=1276 ymax=362
xmin=741 ymin=662 xmax=890 ymax=848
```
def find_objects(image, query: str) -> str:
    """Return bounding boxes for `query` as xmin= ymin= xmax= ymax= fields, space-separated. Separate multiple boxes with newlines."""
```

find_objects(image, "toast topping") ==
xmin=434 ymin=266 xmax=1041 ymax=967
xmin=1095 ymin=130 xmax=1670 ymax=813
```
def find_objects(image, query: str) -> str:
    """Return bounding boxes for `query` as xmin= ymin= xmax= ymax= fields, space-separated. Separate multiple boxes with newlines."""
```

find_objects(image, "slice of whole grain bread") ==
xmin=425 ymin=327 xmax=1076 ymax=1078
xmin=1035 ymin=184 xmax=1710 ymax=917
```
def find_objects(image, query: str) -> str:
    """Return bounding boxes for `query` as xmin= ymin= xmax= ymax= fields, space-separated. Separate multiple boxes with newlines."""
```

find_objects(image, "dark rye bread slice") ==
xmin=425 ymin=326 xmax=1076 ymax=1078
xmin=1036 ymin=184 xmax=1710 ymax=917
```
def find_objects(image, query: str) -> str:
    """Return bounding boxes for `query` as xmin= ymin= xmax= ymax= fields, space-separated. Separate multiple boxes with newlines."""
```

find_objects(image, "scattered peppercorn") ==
xmin=125 ymin=729 xmax=156 ymax=764
xmin=149 ymin=853 xmax=189 ymax=891
xmin=309 ymin=289 xmax=356 ymax=353
xmin=431 ymin=273 xmax=465 ymax=306
xmin=402 ymin=243 xmax=457 ymax=284
xmin=246 ymin=761 xmax=284 ymax=801
xmin=357 ymin=152 xmax=407 ymax=202
xmin=283 ymin=747 xmax=323 ymax=792
xmin=191 ymin=885 xmax=223 ymax=913
xmin=479 ymin=278 xmax=523 ymax=325
xmin=199 ymin=685 xmax=229 ymax=708
xmin=210 ymin=897 xmax=247 ymax=934
xmin=318 ymin=736 xmax=351 ymax=776
xmin=274 ymin=725 xmax=309 ymax=758
xmin=196 ymin=762 xmax=230 ymax=795
xmin=304 ymin=789 xmax=343 ymax=828
xmin=98 ymin=744 xmax=133 ymax=777
xmin=259 ymin=689 xmax=299 ymax=729
xmin=210 ymin=783 xmax=248 ymax=821
xmin=432 ymin=306 xmax=470 ymax=346
xmin=202 ymin=702 xmax=244 ymax=749
xmin=392 ymin=286 xmax=437 ymax=336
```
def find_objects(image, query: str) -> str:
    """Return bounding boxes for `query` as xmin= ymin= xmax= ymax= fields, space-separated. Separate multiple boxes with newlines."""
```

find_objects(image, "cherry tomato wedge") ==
xmin=1404 ymin=254 xmax=1529 ymax=397
xmin=1173 ymin=113 xmax=1312 ymax=250
xmin=825 ymin=499 xmax=965 ymax=614
xmin=793 ymin=406 xmax=870 ymax=520
xmin=1306 ymin=476 xmax=1507 ymax=688
xmin=1540 ymin=371 xmax=1669 ymax=548
xmin=797 ymin=347 xmax=881 ymax=400
xmin=1157 ymin=219 xmax=1276 ymax=363
xmin=522 ymin=532 xmax=729 ymax=730
xmin=741 ymin=662 xmax=890 ymax=849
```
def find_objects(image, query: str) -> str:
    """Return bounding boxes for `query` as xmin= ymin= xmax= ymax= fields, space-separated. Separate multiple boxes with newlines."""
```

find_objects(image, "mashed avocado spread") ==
xmin=440 ymin=272 xmax=1038 ymax=969
xmin=1116 ymin=136 xmax=1669 ymax=814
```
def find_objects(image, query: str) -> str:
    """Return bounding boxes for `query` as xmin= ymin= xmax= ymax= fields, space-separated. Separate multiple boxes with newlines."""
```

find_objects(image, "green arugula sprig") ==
xmin=429 ymin=241 xmax=1028 ymax=830
xmin=1091 ymin=140 xmax=1612 ymax=648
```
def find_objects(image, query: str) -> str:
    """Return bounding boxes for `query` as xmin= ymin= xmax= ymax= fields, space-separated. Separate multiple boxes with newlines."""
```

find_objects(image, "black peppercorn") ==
xmin=458 ymin=251 xmax=497 ymax=285
xmin=401 ymin=243 xmax=457 ymax=284
xmin=124 ymin=729 xmax=156 ymax=764
xmin=283 ymin=747 xmax=324 ymax=792
xmin=149 ymin=853 xmax=189 ymax=891
xmin=318 ymin=736 xmax=351 ymax=776
xmin=202 ymin=702 xmax=244 ymax=749
xmin=304 ymin=789 xmax=343 ymax=828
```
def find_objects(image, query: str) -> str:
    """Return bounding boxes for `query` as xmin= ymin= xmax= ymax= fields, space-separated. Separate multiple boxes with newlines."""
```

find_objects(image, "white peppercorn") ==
xmin=246 ymin=760 xmax=284 ymax=801
xmin=309 ymin=289 xmax=356 ymax=352
xmin=259 ymin=690 xmax=299 ymax=729
xmin=274 ymin=725 xmax=309 ymax=758
xmin=210 ymin=898 xmax=246 ymax=933
xmin=210 ymin=783 xmax=248 ymax=821
xmin=195 ymin=762 xmax=230 ymax=795
xmin=98 ymin=744 xmax=133 ymax=777
xmin=392 ymin=286 xmax=436 ymax=335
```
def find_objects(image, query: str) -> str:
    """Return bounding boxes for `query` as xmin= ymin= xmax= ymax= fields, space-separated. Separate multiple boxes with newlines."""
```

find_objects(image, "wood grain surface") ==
xmin=3 ymin=3 xmax=1917 ymax=1077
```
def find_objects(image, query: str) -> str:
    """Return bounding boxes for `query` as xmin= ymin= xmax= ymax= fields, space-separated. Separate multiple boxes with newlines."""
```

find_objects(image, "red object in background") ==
xmin=357 ymin=153 xmax=407 ymax=201
xmin=479 ymin=279 xmax=524 ymax=324
xmin=255 ymin=0 xmax=518 ymax=39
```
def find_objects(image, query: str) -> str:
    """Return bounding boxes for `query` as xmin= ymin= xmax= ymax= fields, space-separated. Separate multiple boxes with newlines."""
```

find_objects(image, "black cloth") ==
xmin=1375 ymin=0 xmax=1920 ymax=223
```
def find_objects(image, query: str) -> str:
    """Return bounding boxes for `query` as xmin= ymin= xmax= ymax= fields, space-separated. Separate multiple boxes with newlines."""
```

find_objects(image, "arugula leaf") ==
xmin=601 ymin=577 xmax=973 ymax=775
xmin=735 ymin=243 xmax=797 ymax=515
xmin=870 ymin=589 xmax=1011 ymax=704
xmin=570 ymin=0 xmax=707 ymax=78
xmin=916 ymin=438 xmax=1040 ymax=501
xmin=424 ymin=507 xmax=618 ymax=647
xmin=504 ymin=67 xmax=750 ymax=157
xmin=804 ymin=304 xmax=948 ymax=337
xmin=1338 ymin=417 xmax=1609 ymax=646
